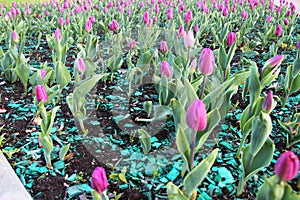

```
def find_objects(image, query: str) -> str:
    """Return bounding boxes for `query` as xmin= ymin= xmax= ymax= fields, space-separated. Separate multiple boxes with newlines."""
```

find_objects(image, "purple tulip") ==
xmin=274 ymin=151 xmax=299 ymax=181
xmin=262 ymin=91 xmax=274 ymax=113
xmin=226 ymin=32 xmax=236 ymax=47
xmin=222 ymin=8 xmax=229 ymax=16
xmin=286 ymin=10 xmax=291 ymax=17
xmin=167 ymin=10 xmax=173 ymax=20
xmin=159 ymin=41 xmax=168 ymax=53
xmin=143 ymin=11 xmax=150 ymax=25
xmin=266 ymin=16 xmax=272 ymax=23
xmin=35 ymin=85 xmax=48 ymax=102
xmin=184 ymin=30 xmax=195 ymax=48
xmin=186 ymin=99 xmax=207 ymax=131
xmin=198 ymin=48 xmax=215 ymax=75
xmin=66 ymin=18 xmax=70 ymax=25
xmin=184 ymin=9 xmax=192 ymax=23
xmin=91 ymin=167 xmax=108 ymax=194
xmin=12 ymin=31 xmax=18 ymax=43
xmin=109 ymin=19 xmax=119 ymax=31
xmin=178 ymin=25 xmax=185 ymax=38
xmin=274 ymin=25 xmax=282 ymax=36
xmin=53 ymin=28 xmax=62 ymax=41
xmin=241 ymin=10 xmax=248 ymax=19
xmin=194 ymin=24 xmax=199 ymax=32
xmin=89 ymin=16 xmax=95 ymax=23
xmin=160 ymin=61 xmax=172 ymax=78
xmin=296 ymin=40 xmax=300 ymax=49
xmin=45 ymin=10 xmax=50 ymax=16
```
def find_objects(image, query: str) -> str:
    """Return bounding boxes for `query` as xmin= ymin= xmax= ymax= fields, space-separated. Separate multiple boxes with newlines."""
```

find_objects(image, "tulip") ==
xmin=178 ymin=25 xmax=185 ymax=38
xmin=186 ymin=99 xmax=207 ymax=131
xmin=296 ymin=40 xmax=300 ymax=49
xmin=143 ymin=11 xmax=150 ymax=25
xmin=167 ymin=10 xmax=173 ymax=20
xmin=109 ymin=19 xmax=119 ymax=31
xmin=41 ymin=69 xmax=47 ymax=79
xmin=283 ymin=18 xmax=289 ymax=25
xmin=89 ymin=16 xmax=95 ymax=23
xmin=184 ymin=30 xmax=195 ymax=48
xmin=263 ymin=55 xmax=284 ymax=71
xmin=85 ymin=20 xmax=93 ymax=32
xmin=45 ymin=10 xmax=50 ymax=16
xmin=274 ymin=151 xmax=299 ymax=181
xmin=58 ymin=17 xmax=64 ymax=26
xmin=198 ymin=48 xmax=215 ymax=75
xmin=262 ymin=91 xmax=274 ymax=113
xmin=266 ymin=16 xmax=272 ymax=23
xmin=226 ymin=32 xmax=236 ymax=47
xmin=129 ymin=39 xmax=135 ymax=50
xmin=184 ymin=9 xmax=192 ymax=23
xmin=54 ymin=28 xmax=62 ymax=41
xmin=274 ymin=25 xmax=282 ymax=36
xmin=241 ymin=10 xmax=248 ymax=19
xmin=286 ymin=10 xmax=291 ymax=17
xmin=160 ymin=61 xmax=171 ymax=78
xmin=222 ymin=8 xmax=229 ymax=16
xmin=12 ymin=31 xmax=18 ymax=43
xmin=66 ymin=18 xmax=70 ymax=25
xmin=194 ymin=24 xmax=199 ymax=32
xmin=159 ymin=41 xmax=168 ymax=53
xmin=35 ymin=85 xmax=48 ymax=102
xmin=76 ymin=58 xmax=86 ymax=72
xmin=91 ymin=167 xmax=108 ymax=194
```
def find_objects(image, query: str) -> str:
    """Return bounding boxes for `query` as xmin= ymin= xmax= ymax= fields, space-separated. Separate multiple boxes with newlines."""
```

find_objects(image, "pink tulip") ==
xmin=184 ymin=9 xmax=192 ymax=23
xmin=12 ymin=31 xmax=18 ymax=43
xmin=274 ymin=151 xmax=299 ymax=181
xmin=160 ymin=61 xmax=172 ymax=78
xmin=58 ymin=17 xmax=64 ymax=26
xmin=266 ymin=16 xmax=272 ymax=23
xmin=186 ymin=99 xmax=207 ymax=131
xmin=143 ymin=11 xmax=150 ymax=25
xmin=76 ymin=58 xmax=86 ymax=72
xmin=159 ymin=41 xmax=168 ymax=53
xmin=41 ymin=69 xmax=47 ymax=79
xmin=194 ymin=24 xmax=199 ymax=32
xmin=54 ymin=28 xmax=62 ymax=41
xmin=226 ymin=32 xmax=236 ymax=47
xmin=198 ymin=48 xmax=215 ymax=75
xmin=109 ymin=19 xmax=119 ymax=31
xmin=66 ymin=18 xmax=70 ymax=25
xmin=184 ymin=31 xmax=195 ymax=48
xmin=89 ymin=16 xmax=95 ymax=23
xmin=85 ymin=20 xmax=93 ymax=32
xmin=129 ymin=39 xmax=135 ymax=50
xmin=283 ymin=18 xmax=289 ymax=25
xmin=91 ymin=167 xmax=108 ymax=194
xmin=241 ymin=10 xmax=248 ymax=19
xmin=35 ymin=85 xmax=48 ymax=102
xmin=274 ymin=24 xmax=282 ymax=36
xmin=264 ymin=55 xmax=284 ymax=70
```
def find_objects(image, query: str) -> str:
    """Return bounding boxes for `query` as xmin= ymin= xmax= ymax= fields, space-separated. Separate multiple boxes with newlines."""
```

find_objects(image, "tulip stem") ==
xmin=189 ymin=129 xmax=197 ymax=170
xmin=199 ymin=75 xmax=206 ymax=99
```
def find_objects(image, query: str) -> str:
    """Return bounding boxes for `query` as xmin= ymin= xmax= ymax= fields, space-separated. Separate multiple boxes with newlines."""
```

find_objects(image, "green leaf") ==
xmin=176 ymin=124 xmax=190 ymax=170
xmin=242 ymin=138 xmax=274 ymax=180
xmin=46 ymin=106 xmax=60 ymax=135
xmin=184 ymin=78 xmax=198 ymax=107
xmin=183 ymin=148 xmax=218 ymax=197
xmin=138 ymin=129 xmax=151 ymax=154
xmin=55 ymin=61 xmax=71 ymax=88
xmin=59 ymin=144 xmax=70 ymax=161
xmin=167 ymin=182 xmax=188 ymax=200
xmin=257 ymin=176 xmax=285 ymax=200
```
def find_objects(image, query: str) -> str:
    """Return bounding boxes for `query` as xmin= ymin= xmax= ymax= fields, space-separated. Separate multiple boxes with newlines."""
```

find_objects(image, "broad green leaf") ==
xmin=59 ymin=144 xmax=70 ymax=161
xmin=183 ymin=148 xmax=218 ymax=197
xmin=138 ymin=129 xmax=151 ymax=154
xmin=167 ymin=182 xmax=188 ymax=200
xmin=176 ymin=124 xmax=190 ymax=170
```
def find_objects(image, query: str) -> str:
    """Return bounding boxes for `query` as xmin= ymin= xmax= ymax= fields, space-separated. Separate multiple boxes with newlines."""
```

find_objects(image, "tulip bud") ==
xmin=241 ymin=10 xmax=248 ymax=19
xmin=54 ymin=28 xmax=62 ymax=41
xmin=89 ymin=16 xmax=95 ymax=23
xmin=159 ymin=41 xmax=168 ymax=53
xmin=262 ymin=55 xmax=284 ymax=71
xmin=85 ymin=20 xmax=93 ymax=32
xmin=41 ymin=69 xmax=47 ymax=79
xmin=109 ymin=19 xmax=119 ymax=31
xmin=186 ymin=99 xmax=207 ymax=131
xmin=274 ymin=25 xmax=282 ymax=36
xmin=65 ymin=17 xmax=70 ymax=25
xmin=296 ymin=40 xmax=300 ymax=50
xmin=184 ymin=9 xmax=192 ymax=23
xmin=226 ymin=32 xmax=236 ymax=47
xmin=184 ymin=30 xmax=195 ymax=48
xmin=58 ymin=17 xmax=64 ymax=26
xmin=262 ymin=91 xmax=274 ymax=113
xmin=76 ymin=58 xmax=86 ymax=72
xmin=129 ymin=39 xmax=135 ymax=50
xmin=91 ymin=167 xmax=108 ymax=194
xmin=35 ymin=85 xmax=48 ymax=102
xmin=283 ymin=18 xmax=289 ymax=25
xmin=178 ymin=25 xmax=185 ymax=38
xmin=266 ymin=16 xmax=272 ymax=23
xmin=274 ymin=151 xmax=299 ymax=181
xmin=12 ymin=31 xmax=18 ymax=43
xmin=143 ymin=11 xmax=150 ymax=25
xmin=160 ymin=61 xmax=171 ymax=78
xmin=222 ymin=8 xmax=229 ymax=16
xmin=198 ymin=48 xmax=215 ymax=75
xmin=194 ymin=24 xmax=199 ymax=32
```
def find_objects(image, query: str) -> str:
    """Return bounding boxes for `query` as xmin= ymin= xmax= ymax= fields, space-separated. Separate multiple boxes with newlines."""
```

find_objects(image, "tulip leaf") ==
xmin=171 ymin=99 xmax=187 ymax=132
xmin=218 ymin=45 xmax=227 ymax=72
xmin=183 ymin=148 xmax=218 ymax=197
xmin=46 ymin=106 xmax=60 ymax=135
xmin=83 ymin=57 xmax=97 ymax=77
xmin=59 ymin=144 xmax=70 ymax=161
xmin=138 ymin=129 xmax=151 ymax=154
xmin=55 ymin=61 xmax=71 ymax=88
xmin=257 ymin=176 xmax=285 ymax=200
xmin=290 ymin=74 xmax=300 ymax=95
xmin=167 ymin=182 xmax=188 ymax=200
xmin=249 ymin=64 xmax=261 ymax=108
xmin=242 ymin=138 xmax=274 ymax=181
xmin=184 ymin=78 xmax=198 ymax=107
xmin=176 ymin=124 xmax=190 ymax=170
